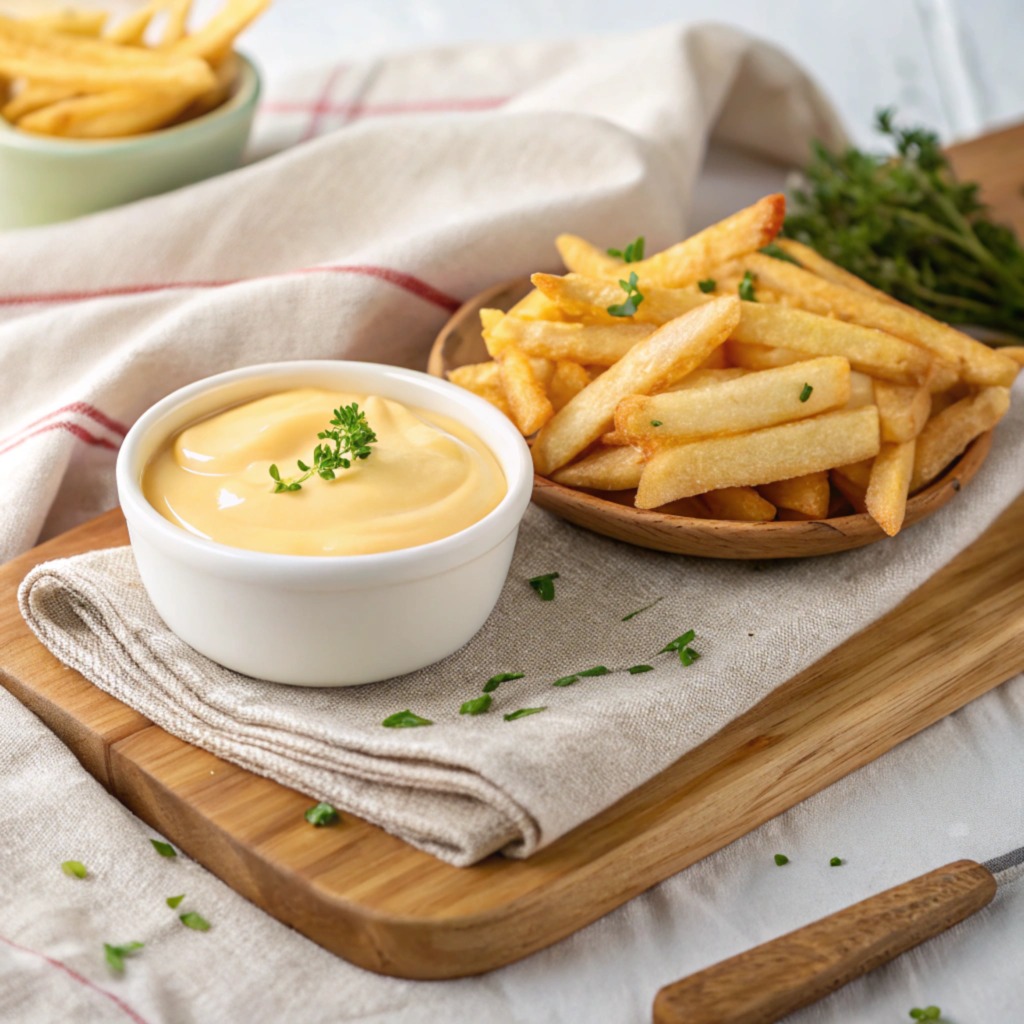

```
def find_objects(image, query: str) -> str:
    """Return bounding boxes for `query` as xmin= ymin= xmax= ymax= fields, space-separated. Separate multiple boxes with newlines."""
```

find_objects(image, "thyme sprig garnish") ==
xmin=608 ymin=271 xmax=645 ymax=317
xmin=607 ymin=236 xmax=645 ymax=262
xmin=270 ymin=403 xmax=377 ymax=493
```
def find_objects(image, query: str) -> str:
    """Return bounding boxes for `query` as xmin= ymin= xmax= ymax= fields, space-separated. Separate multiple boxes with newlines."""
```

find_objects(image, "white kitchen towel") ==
xmin=19 ymin=369 xmax=1024 ymax=865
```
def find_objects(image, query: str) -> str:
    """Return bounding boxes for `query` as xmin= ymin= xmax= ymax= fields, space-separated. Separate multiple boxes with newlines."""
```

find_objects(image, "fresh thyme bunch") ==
xmin=269 ymin=403 xmax=377 ymax=493
xmin=782 ymin=108 xmax=1024 ymax=340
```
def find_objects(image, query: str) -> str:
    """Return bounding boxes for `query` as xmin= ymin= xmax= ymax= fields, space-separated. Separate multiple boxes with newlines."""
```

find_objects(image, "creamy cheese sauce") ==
xmin=142 ymin=388 xmax=507 ymax=556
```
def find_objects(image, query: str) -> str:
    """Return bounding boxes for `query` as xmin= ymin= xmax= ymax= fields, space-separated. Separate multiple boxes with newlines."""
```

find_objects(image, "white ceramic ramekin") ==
xmin=116 ymin=361 xmax=533 ymax=686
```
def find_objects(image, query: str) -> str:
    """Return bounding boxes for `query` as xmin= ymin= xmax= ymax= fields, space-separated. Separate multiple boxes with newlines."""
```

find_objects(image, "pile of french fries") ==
xmin=0 ymin=0 xmax=270 ymax=138
xmin=450 ymin=195 xmax=1024 ymax=537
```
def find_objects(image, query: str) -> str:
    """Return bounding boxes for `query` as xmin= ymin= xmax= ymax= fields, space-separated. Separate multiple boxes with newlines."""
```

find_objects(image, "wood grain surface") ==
xmin=0 ymin=125 xmax=1021 ymax=981
xmin=653 ymin=860 xmax=997 ymax=1024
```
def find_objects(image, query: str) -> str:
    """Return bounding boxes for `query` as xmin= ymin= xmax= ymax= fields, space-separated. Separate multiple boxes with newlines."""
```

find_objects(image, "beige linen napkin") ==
xmin=19 ymin=377 xmax=1024 ymax=865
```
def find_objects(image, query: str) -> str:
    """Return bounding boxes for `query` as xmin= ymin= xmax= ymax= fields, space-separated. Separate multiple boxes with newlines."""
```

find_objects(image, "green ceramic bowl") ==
xmin=0 ymin=53 xmax=260 ymax=230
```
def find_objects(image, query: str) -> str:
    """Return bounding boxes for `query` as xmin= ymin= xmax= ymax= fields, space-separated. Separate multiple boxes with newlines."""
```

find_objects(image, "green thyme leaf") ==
xmin=61 ymin=860 xmax=87 ymax=879
xmin=697 ymin=278 xmax=717 ymax=293
xmin=304 ymin=802 xmax=340 ymax=826
xmin=166 ymin=894 xmax=185 ymax=908
xmin=180 ymin=912 xmax=211 ymax=932
xmin=774 ymin=854 xmax=789 ymax=866
xmin=607 ymin=271 xmax=645 ymax=317
xmin=759 ymin=241 xmax=802 ymax=266
xmin=830 ymin=857 xmax=842 ymax=867
xmin=271 ymin=403 xmax=377 ymax=493
xmin=460 ymin=694 xmax=492 ymax=715
xmin=382 ymin=710 xmax=433 ymax=728
xmin=651 ymin=420 xmax=663 ymax=427
xmin=528 ymin=572 xmax=559 ymax=601
xmin=659 ymin=630 xmax=695 ymax=654
xmin=680 ymin=647 xmax=700 ymax=666
xmin=150 ymin=840 xmax=176 ymax=858
xmin=738 ymin=270 xmax=757 ymax=302
xmin=504 ymin=707 xmax=547 ymax=721
xmin=909 ymin=1009 xmax=942 ymax=1021
xmin=622 ymin=596 xmax=663 ymax=621
xmin=607 ymin=236 xmax=645 ymax=262
xmin=104 ymin=941 xmax=143 ymax=972
xmin=628 ymin=664 xmax=654 ymax=674
xmin=799 ymin=383 xmax=813 ymax=402
xmin=483 ymin=672 xmax=524 ymax=693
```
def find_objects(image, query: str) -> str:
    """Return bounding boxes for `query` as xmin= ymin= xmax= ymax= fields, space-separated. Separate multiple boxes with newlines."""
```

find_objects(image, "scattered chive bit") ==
xmin=697 ymin=278 xmax=717 ymax=293
xmin=528 ymin=572 xmax=559 ymax=601
xmin=799 ymin=383 xmax=814 ymax=402
xmin=270 ymin=403 xmax=377 ymax=493
xmin=504 ymin=707 xmax=547 ymax=721
xmin=651 ymin=420 xmax=663 ymax=427
xmin=680 ymin=647 xmax=700 ymax=666
xmin=180 ymin=912 xmax=211 ymax=932
xmin=553 ymin=674 xmax=579 ymax=687
xmin=553 ymin=666 xmax=609 ymax=687
xmin=382 ymin=710 xmax=433 ymax=728
xmin=738 ymin=270 xmax=757 ymax=302
xmin=830 ymin=857 xmax=842 ymax=867
xmin=460 ymin=694 xmax=492 ymax=715
xmin=607 ymin=271 xmax=645 ymax=317
xmin=104 ymin=941 xmax=143 ymax=973
xmin=629 ymin=665 xmax=654 ymax=674
xmin=61 ymin=860 xmax=87 ymax=879
xmin=909 ymin=1008 xmax=942 ymax=1021
xmin=607 ymin=236 xmax=645 ymax=262
xmin=774 ymin=854 xmax=789 ymax=866
xmin=304 ymin=802 xmax=340 ymax=827
xmin=166 ymin=894 xmax=185 ymax=909
xmin=759 ymin=241 xmax=802 ymax=266
xmin=659 ymin=630 xmax=695 ymax=654
xmin=483 ymin=672 xmax=524 ymax=693
xmin=622 ymin=596 xmax=664 ymax=621
xmin=150 ymin=840 xmax=176 ymax=858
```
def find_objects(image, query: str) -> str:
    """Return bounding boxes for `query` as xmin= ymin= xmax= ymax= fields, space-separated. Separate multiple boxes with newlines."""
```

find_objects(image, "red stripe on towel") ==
xmin=0 ymin=419 xmax=120 ymax=457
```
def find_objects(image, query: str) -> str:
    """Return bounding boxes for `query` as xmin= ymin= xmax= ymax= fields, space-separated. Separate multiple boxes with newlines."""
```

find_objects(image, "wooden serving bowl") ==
xmin=428 ymin=278 xmax=992 ymax=559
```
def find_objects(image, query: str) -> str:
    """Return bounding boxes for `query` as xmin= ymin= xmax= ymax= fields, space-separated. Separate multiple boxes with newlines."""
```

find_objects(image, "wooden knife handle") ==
xmin=653 ymin=860 xmax=995 ymax=1024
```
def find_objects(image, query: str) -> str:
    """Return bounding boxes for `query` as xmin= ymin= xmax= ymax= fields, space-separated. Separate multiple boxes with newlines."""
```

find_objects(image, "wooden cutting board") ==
xmin=1 ymin=127 xmax=1023 ymax=981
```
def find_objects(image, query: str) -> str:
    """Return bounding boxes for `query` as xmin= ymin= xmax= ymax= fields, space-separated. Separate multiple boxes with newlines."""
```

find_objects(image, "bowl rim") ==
xmin=0 ymin=51 xmax=260 ymax=154
xmin=116 ymin=360 xmax=535 ymax=586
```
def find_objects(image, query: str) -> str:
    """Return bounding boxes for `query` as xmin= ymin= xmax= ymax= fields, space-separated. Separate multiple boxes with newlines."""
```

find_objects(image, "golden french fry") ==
xmin=874 ymin=381 xmax=931 ymax=443
xmin=174 ymin=0 xmax=270 ymax=61
xmin=550 ymin=445 xmax=645 ymax=490
xmin=556 ymin=235 xmax=625 ymax=278
xmin=447 ymin=362 xmax=510 ymax=417
xmin=635 ymin=406 xmax=880 ymax=509
xmin=614 ymin=356 xmax=851 ymax=447
xmin=739 ymin=253 xmax=1017 ymax=387
xmin=161 ymin=0 xmax=193 ymax=47
xmin=847 ymin=371 xmax=875 ymax=409
xmin=531 ymin=296 xmax=741 ymax=476
xmin=659 ymin=367 xmax=747 ymax=393
xmin=19 ymin=87 xmax=190 ymax=137
xmin=911 ymin=387 xmax=1010 ymax=492
xmin=832 ymin=457 xmax=873 ymax=490
xmin=624 ymin=194 xmax=785 ymax=287
xmin=484 ymin=315 xmax=655 ymax=366
xmin=106 ymin=2 xmax=163 ymax=46
xmin=28 ymin=10 xmax=108 ymax=37
xmin=549 ymin=360 xmax=591 ymax=412
xmin=697 ymin=345 xmax=730 ymax=369
xmin=927 ymin=359 xmax=959 ymax=394
xmin=498 ymin=345 xmax=555 ymax=436
xmin=866 ymin=440 xmax=915 ymax=536
xmin=772 ymin=239 xmax=902 ymax=307
xmin=1000 ymin=346 xmax=1024 ymax=368
xmin=506 ymin=288 xmax=566 ymax=321
xmin=731 ymin=303 xmax=935 ymax=385
xmin=2 ymin=82 xmax=76 ymax=121
xmin=0 ymin=53 xmax=214 ymax=96
xmin=179 ymin=49 xmax=238 ymax=119
xmin=757 ymin=472 xmax=830 ymax=518
xmin=702 ymin=487 xmax=776 ymax=522
xmin=531 ymin=272 xmax=706 ymax=326
xmin=830 ymin=467 xmax=868 ymax=513
xmin=725 ymin=340 xmax=806 ymax=371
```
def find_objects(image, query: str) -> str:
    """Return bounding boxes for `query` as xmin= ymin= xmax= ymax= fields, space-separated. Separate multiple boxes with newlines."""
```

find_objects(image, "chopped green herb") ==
xmin=759 ymin=241 xmax=802 ymax=266
xmin=304 ymin=802 xmax=340 ymax=826
xmin=774 ymin=854 xmax=789 ymax=866
xmin=799 ymin=383 xmax=813 ymax=402
xmin=578 ymin=666 xmax=609 ymax=677
xmin=460 ymin=694 xmax=492 ymax=716
xmin=504 ymin=707 xmax=547 ymax=721
xmin=61 ymin=860 xmax=87 ymax=879
xmin=180 ymin=912 xmax=211 ymax=932
xmin=651 ymin=420 xmax=663 ymax=427
xmin=680 ymin=647 xmax=700 ymax=666
xmin=270 ymin=403 xmax=377 ymax=493
xmin=483 ymin=672 xmax=524 ymax=693
xmin=553 ymin=667 xmax=608 ymax=687
xmin=528 ymin=572 xmax=559 ymax=601
xmin=909 ymin=1008 xmax=942 ymax=1021
xmin=607 ymin=236 xmax=645 ymax=263
xmin=382 ymin=710 xmax=433 ymax=728
xmin=607 ymin=271 xmax=645 ymax=317
xmin=738 ymin=270 xmax=757 ymax=302
xmin=622 ymin=596 xmax=663 ymax=621
xmin=830 ymin=857 xmax=842 ymax=867
xmin=166 ymin=894 xmax=185 ymax=909
xmin=628 ymin=664 xmax=654 ymax=674
xmin=697 ymin=278 xmax=717 ymax=293
xmin=150 ymin=840 xmax=176 ymax=858
xmin=659 ymin=630 xmax=695 ymax=654
xmin=553 ymin=674 xmax=578 ymax=687
xmin=104 ymin=941 xmax=143 ymax=973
